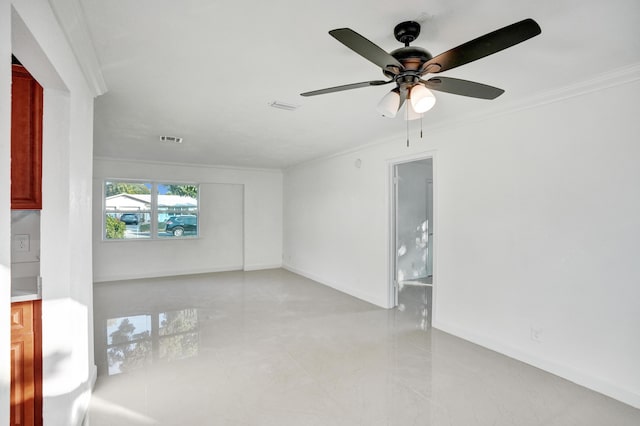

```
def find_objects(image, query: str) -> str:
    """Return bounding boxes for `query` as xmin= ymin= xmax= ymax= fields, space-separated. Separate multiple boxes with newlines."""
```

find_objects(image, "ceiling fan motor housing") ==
xmin=383 ymin=46 xmax=433 ymax=86
xmin=386 ymin=20 xmax=433 ymax=85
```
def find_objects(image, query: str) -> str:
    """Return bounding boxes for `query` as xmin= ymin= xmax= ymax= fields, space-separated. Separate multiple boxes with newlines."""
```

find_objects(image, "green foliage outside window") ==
xmin=105 ymin=215 xmax=126 ymax=239
xmin=105 ymin=182 xmax=150 ymax=197
xmin=166 ymin=184 xmax=198 ymax=198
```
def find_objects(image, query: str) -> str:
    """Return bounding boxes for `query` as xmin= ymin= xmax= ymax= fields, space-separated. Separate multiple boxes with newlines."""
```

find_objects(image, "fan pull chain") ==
xmin=420 ymin=114 xmax=423 ymax=138
xmin=406 ymin=107 xmax=410 ymax=147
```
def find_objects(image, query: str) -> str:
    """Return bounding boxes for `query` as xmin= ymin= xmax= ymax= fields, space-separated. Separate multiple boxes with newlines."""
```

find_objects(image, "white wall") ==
xmin=93 ymin=158 xmax=283 ymax=282
xmin=0 ymin=0 xmax=12 ymax=422
xmin=283 ymin=73 xmax=640 ymax=408
xmin=3 ymin=0 xmax=99 ymax=424
xmin=10 ymin=211 xmax=41 ymax=281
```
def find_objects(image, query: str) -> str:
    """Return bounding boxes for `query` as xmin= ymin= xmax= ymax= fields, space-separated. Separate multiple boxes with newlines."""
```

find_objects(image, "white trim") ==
xmin=89 ymin=364 xmax=97 ymax=390
xmin=417 ymin=63 xmax=640 ymax=135
xmin=48 ymin=0 xmax=106 ymax=96
xmin=243 ymin=263 xmax=282 ymax=271
xmin=100 ymin=180 xmax=201 ymax=242
xmin=386 ymin=152 xmax=438 ymax=314
xmin=93 ymin=265 xmax=244 ymax=283
xmin=430 ymin=153 xmax=439 ymax=326
xmin=241 ymin=183 xmax=246 ymax=272
xmin=385 ymin=148 xmax=438 ymax=166
xmin=94 ymin=156 xmax=283 ymax=174
xmin=285 ymin=133 xmax=404 ymax=172
xmin=286 ymin=63 xmax=640 ymax=172
xmin=387 ymin=161 xmax=396 ymax=308
xmin=432 ymin=320 xmax=640 ymax=410
xmin=283 ymin=264 xmax=390 ymax=309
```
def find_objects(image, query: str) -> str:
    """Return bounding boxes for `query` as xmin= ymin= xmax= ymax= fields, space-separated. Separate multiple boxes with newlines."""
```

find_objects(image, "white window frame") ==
xmin=102 ymin=179 xmax=200 ymax=241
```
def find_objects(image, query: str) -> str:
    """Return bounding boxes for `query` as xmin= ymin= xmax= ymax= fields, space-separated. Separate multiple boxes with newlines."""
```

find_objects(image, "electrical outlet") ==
xmin=530 ymin=326 xmax=543 ymax=342
xmin=14 ymin=234 xmax=30 ymax=252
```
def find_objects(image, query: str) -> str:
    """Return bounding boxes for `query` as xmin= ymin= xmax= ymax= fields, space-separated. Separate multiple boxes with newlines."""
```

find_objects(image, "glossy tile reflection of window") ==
xmin=106 ymin=315 xmax=152 ymax=375
xmin=159 ymin=309 xmax=199 ymax=361
xmin=105 ymin=309 xmax=199 ymax=375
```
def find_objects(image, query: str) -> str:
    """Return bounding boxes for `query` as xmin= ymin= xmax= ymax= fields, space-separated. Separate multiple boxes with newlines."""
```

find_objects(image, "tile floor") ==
xmin=87 ymin=269 xmax=640 ymax=425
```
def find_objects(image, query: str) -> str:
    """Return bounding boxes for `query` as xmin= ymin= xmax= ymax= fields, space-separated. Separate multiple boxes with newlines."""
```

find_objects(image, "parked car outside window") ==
xmin=119 ymin=213 xmax=139 ymax=225
xmin=165 ymin=215 xmax=197 ymax=236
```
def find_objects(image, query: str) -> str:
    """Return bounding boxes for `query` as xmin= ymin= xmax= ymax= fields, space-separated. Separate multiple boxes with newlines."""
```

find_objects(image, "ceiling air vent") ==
xmin=160 ymin=136 xmax=183 ymax=144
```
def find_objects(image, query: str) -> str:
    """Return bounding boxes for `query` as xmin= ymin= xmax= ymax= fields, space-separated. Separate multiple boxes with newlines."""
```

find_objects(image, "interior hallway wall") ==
xmin=4 ymin=0 xmax=102 ymax=423
xmin=0 ymin=0 xmax=12 ymax=421
xmin=283 ymin=73 xmax=640 ymax=409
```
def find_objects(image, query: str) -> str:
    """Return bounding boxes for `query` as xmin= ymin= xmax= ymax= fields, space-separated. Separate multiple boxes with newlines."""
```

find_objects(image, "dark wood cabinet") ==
xmin=11 ymin=64 xmax=43 ymax=210
xmin=10 ymin=301 xmax=42 ymax=426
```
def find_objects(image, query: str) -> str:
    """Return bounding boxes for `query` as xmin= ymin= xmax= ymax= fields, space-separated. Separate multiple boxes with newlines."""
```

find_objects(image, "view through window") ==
xmin=104 ymin=181 xmax=199 ymax=240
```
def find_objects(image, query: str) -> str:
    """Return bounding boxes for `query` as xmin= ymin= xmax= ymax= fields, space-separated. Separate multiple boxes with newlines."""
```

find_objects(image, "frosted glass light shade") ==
xmin=376 ymin=90 xmax=400 ymax=118
xmin=405 ymin=101 xmax=422 ymax=121
xmin=410 ymin=84 xmax=436 ymax=113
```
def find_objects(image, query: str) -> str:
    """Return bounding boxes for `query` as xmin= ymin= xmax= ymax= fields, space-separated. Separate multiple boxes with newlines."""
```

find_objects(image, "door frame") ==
xmin=387 ymin=152 xmax=438 ymax=314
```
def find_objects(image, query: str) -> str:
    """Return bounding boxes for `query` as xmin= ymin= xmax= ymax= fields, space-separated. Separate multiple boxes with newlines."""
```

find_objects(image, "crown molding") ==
xmin=93 ymin=156 xmax=284 ymax=174
xmin=48 ymin=0 xmax=107 ymax=97
xmin=425 ymin=62 xmax=640 ymax=133
xmin=286 ymin=63 xmax=640 ymax=171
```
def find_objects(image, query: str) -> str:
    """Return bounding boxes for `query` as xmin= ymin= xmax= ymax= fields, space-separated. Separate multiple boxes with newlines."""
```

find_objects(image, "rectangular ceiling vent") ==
xmin=269 ymin=101 xmax=300 ymax=111
xmin=160 ymin=135 xmax=183 ymax=144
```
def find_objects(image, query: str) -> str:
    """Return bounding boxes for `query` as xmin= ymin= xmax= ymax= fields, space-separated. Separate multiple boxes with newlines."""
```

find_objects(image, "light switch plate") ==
xmin=14 ymin=234 xmax=30 ymax=252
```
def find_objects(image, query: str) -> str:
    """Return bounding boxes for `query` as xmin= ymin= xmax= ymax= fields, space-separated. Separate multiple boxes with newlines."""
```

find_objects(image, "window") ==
xmin=157 ymin=183 xmax=199 ymax=238
xmin=104 ymin=181 xmax=199 ymax=240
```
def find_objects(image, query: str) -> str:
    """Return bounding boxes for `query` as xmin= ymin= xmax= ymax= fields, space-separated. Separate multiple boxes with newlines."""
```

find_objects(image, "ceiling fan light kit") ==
xmin=302 ymin=18 xmax=541 ymax=119
xmin=377 ymin=89 xmax=401 ymax=118
xmin=409 ymin=84 xmax=436 ymax=113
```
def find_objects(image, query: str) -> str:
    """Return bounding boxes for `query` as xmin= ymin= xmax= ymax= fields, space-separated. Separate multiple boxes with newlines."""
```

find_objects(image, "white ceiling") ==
xmin=78 ymin=0 xmax=640 ymax=169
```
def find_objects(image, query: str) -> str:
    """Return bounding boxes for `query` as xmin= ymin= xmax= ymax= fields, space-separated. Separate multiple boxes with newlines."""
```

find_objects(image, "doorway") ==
xmin=391 ymin=157 xmax=434 ymax=328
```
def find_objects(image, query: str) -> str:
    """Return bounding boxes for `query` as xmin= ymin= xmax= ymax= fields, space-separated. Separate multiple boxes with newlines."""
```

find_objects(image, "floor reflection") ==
xmin=90 ymin=270 xmax=640 ymax=426
xmin=397 ymin=281 xmax=432 ymax=330
xmin=104 ymin=308 xmax=199 ymax=376
xmin=106 ymin=314 xmax=152 ymax=375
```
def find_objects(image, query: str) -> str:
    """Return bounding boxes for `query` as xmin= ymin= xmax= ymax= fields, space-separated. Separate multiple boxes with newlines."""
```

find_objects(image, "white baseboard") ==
xmin=93 ymin=265 xmax=244 ymax=283
xmin=243 ymin=262 xmax=282 ymax=271
xmin=283 ymin=263 xmax=389 ymax=308
xmin=89 ymin=364 xmax=97 ymax=390
xmin=432 ymin=319 xmax=640 ymax=410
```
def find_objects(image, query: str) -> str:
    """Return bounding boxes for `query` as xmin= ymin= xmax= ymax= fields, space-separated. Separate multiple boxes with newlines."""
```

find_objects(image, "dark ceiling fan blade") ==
xmin=301 ymin=80 xmax=391 ymax=97
xmin=422 ymin=18 xmax=541 ymax=74
xmin=422 ymin=77 xmax=504 ymax=99
xmin=329 ymin=28 xmax=404 ymax=72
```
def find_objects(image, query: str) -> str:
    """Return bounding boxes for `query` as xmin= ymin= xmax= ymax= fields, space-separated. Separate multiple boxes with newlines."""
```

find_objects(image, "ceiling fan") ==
xmin=301 ymin=18 xmax=541 ymax=118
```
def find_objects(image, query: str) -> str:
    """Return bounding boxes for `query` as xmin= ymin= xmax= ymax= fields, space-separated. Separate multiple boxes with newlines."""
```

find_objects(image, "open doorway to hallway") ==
xmin=391 ymin=157 xmax=434 ymax=328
